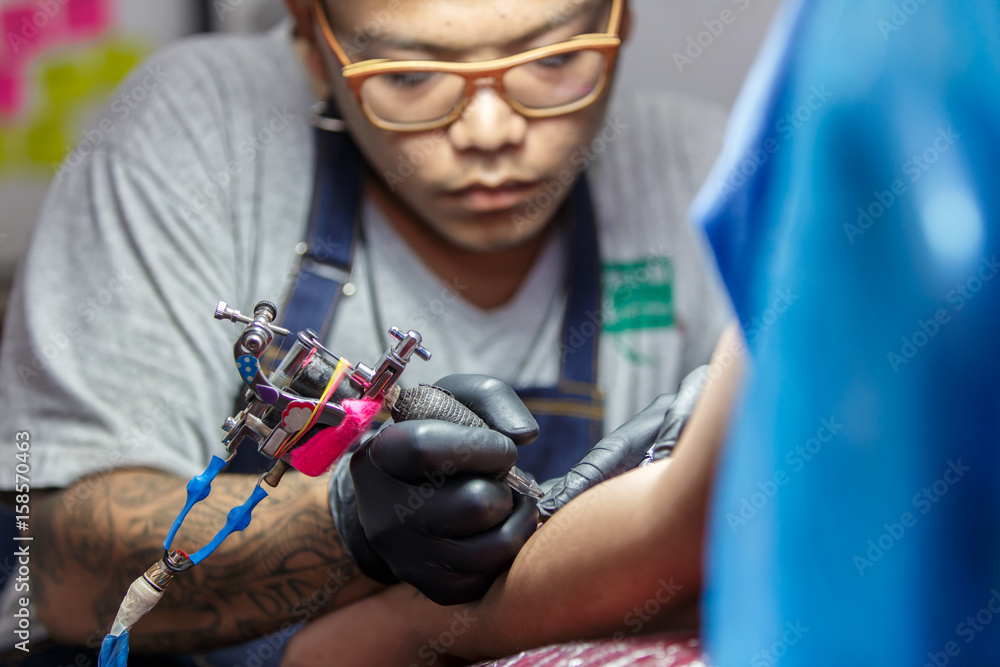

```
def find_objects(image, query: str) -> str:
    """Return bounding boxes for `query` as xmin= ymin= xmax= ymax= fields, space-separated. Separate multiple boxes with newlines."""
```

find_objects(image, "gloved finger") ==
xmin=417 ymin=476 xmax=514 ymax=538
xmin=328 ymin=455 xmax=398 ymax=584
xmin=654 ymin=365 xmax=711 ymax=445
xmin=537 ymin=392 xmax=678 ymax=521
xmin=420 ymin=574 xmax=500 ymax=606
xmin=583 ymin=391 xmax=679 ymax=477
xmin=365 ymin=420 xmax=519 ymax=481
xmin=394 ymin=492 xmax=537 ymax=580
xmin=350 ymin=462 xmax=514 ymax=542
xmin=434 ymin=374 xmax=539 ymax=447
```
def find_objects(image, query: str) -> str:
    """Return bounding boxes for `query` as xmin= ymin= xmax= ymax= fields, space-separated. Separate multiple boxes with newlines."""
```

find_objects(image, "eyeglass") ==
xmin=314 ymin=0 xmax=624 ymax=132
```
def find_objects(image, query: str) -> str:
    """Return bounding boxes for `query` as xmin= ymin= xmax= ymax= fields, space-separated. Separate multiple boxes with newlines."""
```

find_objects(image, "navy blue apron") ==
xmin=229 ymin=109 xmax=604 ymax=481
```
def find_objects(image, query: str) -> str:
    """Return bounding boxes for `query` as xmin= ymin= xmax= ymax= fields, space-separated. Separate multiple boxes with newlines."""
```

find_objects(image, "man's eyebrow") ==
xmin=367 ymin=0 xmax=608 ymax=54
xmin=542 ymin=0 xmax=606 ymax=31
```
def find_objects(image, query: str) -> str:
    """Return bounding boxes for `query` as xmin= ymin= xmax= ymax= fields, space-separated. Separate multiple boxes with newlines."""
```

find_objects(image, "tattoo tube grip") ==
xmin=389 ymin=385 xmax=488 ymax=429
xmin=388 ymin=385 xmax=543 ymax=498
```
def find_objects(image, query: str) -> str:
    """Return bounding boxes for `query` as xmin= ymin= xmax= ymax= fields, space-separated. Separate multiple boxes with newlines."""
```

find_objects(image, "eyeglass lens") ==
xmin=360 ymin=49 xmax=607 ymax=125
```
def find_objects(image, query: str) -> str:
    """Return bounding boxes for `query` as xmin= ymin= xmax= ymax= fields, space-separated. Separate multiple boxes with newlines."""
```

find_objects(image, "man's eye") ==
xmin=536 ymin=52 xmax=579 ymax=68
xmin=385 ymin=71 xmax=436 ymax=87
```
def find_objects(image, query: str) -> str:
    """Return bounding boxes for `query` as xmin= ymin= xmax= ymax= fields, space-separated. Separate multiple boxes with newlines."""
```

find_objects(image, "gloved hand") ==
xmin=536 ymin=365 xmax=710 ymax=522
xmin=329 ymin=375 xmax=540 ymax=605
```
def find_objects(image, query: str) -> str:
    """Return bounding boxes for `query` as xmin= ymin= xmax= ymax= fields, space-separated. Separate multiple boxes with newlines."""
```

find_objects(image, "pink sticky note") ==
xmin=1 ymin=6 xmax=47 ymax=63
xmin=66 ymin=0 xmax=112 ymax=37
xmin=0 ymin=68 xmax=25 ymax=117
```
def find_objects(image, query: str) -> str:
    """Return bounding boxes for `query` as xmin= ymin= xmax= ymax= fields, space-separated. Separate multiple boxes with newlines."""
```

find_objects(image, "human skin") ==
xmin=281 ymin=325 xmax=746 ymax=666
xmin=21 ymin=0 xmax=634 ymax=653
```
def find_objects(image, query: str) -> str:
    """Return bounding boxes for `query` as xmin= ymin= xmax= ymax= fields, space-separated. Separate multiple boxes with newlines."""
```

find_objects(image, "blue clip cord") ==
xmin=163 ymin=456 xmax=228 ymax=551
xmin=189 ymin=485 xmax=270 ymax=565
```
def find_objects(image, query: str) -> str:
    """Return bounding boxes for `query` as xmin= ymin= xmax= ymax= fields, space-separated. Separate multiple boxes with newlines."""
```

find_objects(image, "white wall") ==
xmin=617 ymin=0 xmax=782 ymax=108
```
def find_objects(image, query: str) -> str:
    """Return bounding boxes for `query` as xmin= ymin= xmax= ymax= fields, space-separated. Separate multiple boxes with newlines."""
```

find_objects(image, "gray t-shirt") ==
xmin=0 ymin=23 xmax=731 ymax=490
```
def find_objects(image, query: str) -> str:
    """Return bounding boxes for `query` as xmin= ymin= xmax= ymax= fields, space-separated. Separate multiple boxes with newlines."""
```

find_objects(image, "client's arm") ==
xmin=282 ymin=325 xmax=746 ymax=667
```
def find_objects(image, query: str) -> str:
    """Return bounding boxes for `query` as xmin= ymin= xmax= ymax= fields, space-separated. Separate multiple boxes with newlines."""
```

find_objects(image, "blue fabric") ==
xmin=698 ymin=1 xmax=1000 ymax=665
xmin=99 ymin=631 xmax=130 ymax=667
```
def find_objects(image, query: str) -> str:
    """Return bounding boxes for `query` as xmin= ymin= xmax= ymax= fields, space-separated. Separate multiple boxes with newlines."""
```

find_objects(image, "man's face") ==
xmin=312 ymin=0 xmax=620 ymax=253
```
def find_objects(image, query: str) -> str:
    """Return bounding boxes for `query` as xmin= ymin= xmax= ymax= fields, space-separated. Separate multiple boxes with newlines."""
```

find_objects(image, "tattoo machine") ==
xmin=100 ymin=300 xmax=539 ymax=666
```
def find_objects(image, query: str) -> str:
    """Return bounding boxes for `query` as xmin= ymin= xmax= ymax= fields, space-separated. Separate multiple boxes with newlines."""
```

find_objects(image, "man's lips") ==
xmin=446 ymin=180 xmax=542 ymax=212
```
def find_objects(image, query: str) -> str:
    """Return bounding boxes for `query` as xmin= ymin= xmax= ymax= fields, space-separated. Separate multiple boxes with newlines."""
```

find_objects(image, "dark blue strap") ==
xmin=514 ymin=384 xmax=604 ymax=479
xmin=559 ymin=176 xmax=602 ymax=384
xmin=511 ymin=176 xmax=605 ymax=479
xmin=279 ymin=124 xmax=365 ymax=339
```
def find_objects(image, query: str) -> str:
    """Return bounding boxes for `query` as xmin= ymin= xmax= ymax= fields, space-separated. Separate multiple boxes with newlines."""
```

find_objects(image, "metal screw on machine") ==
xmin=390 ymin=327 xmax=432 ymax=361
xmin=215 ymin=300 xmax=292 ymax=355
xmin=215 ymin=301 xmax=291 ymax=335
xmin=352 ymin=328 xmax=432 ymax=400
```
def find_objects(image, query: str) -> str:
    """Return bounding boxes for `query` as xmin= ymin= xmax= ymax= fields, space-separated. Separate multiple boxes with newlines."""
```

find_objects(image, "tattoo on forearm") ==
xmin=33 ymin=470 xmax=371 ymax=653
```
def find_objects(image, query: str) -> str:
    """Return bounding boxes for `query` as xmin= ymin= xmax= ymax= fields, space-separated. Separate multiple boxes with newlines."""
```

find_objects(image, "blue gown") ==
xmin=695 ymin=0 xmax=1000 ymax=664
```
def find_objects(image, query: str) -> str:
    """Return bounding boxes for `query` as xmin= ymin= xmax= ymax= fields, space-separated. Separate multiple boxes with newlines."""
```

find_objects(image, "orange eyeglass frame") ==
xmin=313 ymin=0 xmax=625 ymax=132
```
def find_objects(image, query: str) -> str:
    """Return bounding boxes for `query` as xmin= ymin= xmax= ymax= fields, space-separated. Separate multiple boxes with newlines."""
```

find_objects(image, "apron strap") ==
xmin=558 ymin=176 xmax=602 ymax=385
xmin=278 ymin=121 xmax=365 ymax=340
xmin=513 ymin=176 xmax=605 ymax=479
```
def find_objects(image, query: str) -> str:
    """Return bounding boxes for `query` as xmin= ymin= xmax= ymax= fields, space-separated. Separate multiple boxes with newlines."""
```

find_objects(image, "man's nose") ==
xmin=448 ymin=85 xmax=528 ymax=152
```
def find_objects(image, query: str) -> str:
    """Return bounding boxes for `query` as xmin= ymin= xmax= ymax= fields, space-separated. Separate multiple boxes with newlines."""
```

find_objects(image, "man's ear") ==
xmin=284 ymin=0 xmax=331 ymax=91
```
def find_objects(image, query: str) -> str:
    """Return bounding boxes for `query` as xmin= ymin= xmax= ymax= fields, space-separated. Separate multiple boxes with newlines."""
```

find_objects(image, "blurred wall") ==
xmin=620 ymin=0 xmax=782 ymax=108
xmin=0 ymin=0 xmax=200 ymax=300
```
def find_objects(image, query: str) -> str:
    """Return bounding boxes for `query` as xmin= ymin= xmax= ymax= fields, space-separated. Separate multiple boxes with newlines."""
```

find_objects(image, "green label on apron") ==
xmin=601 ymin=257 xmax=675 ymax=333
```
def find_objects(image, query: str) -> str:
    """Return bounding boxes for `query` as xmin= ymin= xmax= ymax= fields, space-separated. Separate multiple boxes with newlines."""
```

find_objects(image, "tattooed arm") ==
xmin=29 ymin=468 xmax=383 ymax=654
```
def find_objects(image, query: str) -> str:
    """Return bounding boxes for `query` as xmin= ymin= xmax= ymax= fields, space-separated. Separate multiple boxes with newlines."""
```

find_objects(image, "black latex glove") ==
xmin=330 ymin=375 xmax=540 ymax=605
xmin=536 ymin=365 xmax=710 ymax=522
